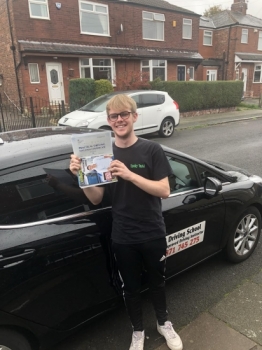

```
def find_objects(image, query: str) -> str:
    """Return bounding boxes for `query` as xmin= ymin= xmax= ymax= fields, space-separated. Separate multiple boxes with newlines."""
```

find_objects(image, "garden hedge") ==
xmin=150 ymin=79 xmax=244 ymax=112
xmin=69 ymin=78 xmax=114 ymax=111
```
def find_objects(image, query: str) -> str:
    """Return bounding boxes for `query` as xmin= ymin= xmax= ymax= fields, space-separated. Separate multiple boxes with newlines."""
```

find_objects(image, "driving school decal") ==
xmin=166 ymin=221 xmax=206 ymax=257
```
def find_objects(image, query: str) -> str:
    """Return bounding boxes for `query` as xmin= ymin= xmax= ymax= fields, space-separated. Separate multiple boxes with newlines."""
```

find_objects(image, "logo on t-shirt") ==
xmin=130 ymin=163 xmax=145 ymax=169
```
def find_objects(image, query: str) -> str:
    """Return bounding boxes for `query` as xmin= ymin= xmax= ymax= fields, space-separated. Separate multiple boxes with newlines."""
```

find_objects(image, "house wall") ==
xmin=234 ymin=26 xmax=261 ymax=53
xmin=21 ymin=57 xmax=81 ymax=102
xmin=197 ymin=29 xmax=222 ymax=81
xmin=1 ymin=0 xmax=202 ymax=102
xmin=0 ymin=0 xmax=21 ymax=101
xmin=12 ymin=0 xmax=201 ymax=101
xmin=12 ymin=0 xmax=200 ymax=52
xmin=198 ymin=28 xmax=215 ymax=58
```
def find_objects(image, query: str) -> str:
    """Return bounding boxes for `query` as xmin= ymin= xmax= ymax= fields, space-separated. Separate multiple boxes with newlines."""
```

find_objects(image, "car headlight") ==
xmin=76 ymin=118 xmax=96 ymax=127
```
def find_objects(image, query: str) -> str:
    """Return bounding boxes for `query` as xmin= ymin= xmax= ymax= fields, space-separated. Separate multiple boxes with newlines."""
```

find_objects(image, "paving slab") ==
xmin=154 ymin=312 xmax=259 ymax=350
xmin=210 ymin=281 xmax=262 ymax=346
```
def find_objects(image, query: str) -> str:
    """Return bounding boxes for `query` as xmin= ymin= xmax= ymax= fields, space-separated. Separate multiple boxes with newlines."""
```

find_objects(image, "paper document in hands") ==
xmin=71 ymin=131 xmax=117 ymax=188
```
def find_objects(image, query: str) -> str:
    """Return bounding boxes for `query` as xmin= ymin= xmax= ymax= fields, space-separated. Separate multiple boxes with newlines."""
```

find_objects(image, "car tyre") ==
xmin=0 ymin=329 xmax=32 ymax=350
xmin=226 ymin=207 xmax=261 ymax=263
xmin=158 ymin=118 xmax=175 ymax=138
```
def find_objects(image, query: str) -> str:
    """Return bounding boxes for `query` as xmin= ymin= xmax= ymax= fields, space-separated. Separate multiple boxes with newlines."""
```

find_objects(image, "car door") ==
xmin=163 ymin=154 xmax=226 ymax=277
xmin=0 ymin=157 xmax=120 ymax=331
xmin=139 ymin=93 xmax=163 ymax=134
xmin=129 ymin=94 xmax=144 ymax=135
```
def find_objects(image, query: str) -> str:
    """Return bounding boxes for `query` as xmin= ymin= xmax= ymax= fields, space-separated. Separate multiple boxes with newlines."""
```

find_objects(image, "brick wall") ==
xmin=234 ymin=26 xmax=262 ymax=53
xmin=21 ymin=56 xmax=81 ymax=103
xmin=198 ymin=29 xmax=215 ymax=58
xmin=2 ymin=0 xmax=202 ymax=102
xmin=12 ymin=0 xmax=199 ymax=52
xmin=0 ymin=0 xmax=21 ymax=101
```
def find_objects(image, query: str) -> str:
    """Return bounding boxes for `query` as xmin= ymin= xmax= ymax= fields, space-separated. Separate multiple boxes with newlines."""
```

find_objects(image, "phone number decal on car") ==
xmin=166 ymin=221 xmax=206 ymax=257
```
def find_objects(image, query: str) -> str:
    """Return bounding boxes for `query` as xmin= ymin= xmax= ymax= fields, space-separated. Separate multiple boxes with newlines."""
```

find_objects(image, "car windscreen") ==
xmin=79 ymin=95 xmax=113 ymax=112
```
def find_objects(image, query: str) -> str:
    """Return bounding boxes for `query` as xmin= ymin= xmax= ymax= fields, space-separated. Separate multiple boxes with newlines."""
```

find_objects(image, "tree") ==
xmin=113 ymin=71 xmax=151 ymax=91
xmin=203 ymin=5 xmax=224 ymax=17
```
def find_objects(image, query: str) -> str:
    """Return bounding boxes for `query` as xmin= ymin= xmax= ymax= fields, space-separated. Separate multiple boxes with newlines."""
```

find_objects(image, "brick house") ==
xmin=198 ymin=0 xmax=262 ymax=98
xmin=0 ymin=0 xmax=202 ymax=104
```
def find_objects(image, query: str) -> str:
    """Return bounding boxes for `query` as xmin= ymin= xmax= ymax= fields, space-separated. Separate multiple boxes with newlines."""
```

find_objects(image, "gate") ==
xmin=0 ymin=94 xmax=69 ymax=132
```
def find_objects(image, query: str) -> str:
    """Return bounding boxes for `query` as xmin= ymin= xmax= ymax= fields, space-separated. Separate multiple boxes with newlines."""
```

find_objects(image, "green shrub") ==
xmin=149 ymin=80 xmax=243 ymax=112
xmin=69 ymin=78 xmax=95 ymax=111
xmin=150 ymin=77 xmax=165 ymax=91
xmin=95 ymin=79 xmax=114 ymax=98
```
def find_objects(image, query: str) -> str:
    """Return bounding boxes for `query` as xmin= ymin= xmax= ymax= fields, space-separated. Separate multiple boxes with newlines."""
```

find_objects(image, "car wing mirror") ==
xmin=204 ymin=177 xmax=222 ymax=197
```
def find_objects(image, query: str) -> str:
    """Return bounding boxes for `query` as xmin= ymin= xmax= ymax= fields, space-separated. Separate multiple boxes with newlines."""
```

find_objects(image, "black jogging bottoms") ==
xmin=112 ymin=237 xmax=168 ymax=331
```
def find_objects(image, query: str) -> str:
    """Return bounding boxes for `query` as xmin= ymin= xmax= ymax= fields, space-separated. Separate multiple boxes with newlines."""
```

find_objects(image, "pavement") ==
xmin=177 ymin=106 xmax=262 ymax=132
xmin=155 ymin=103 xmax=262 ymax=350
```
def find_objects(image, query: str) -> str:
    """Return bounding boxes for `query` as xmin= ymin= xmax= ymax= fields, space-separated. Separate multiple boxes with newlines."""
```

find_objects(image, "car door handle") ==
xmin=0 ymin=249 xmax=35 ymax=268
xmin=183 ymin=195 xmax=197 ymax=205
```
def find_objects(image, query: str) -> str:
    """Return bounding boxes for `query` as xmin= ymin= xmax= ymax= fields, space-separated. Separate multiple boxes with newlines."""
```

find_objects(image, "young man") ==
xmin=70 ymin=94 xmax=183 ymax=350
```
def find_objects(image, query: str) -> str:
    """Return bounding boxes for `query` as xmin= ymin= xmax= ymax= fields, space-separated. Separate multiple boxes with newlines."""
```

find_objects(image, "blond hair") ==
xmin=106 ymin=94 xmax=137 ymax=114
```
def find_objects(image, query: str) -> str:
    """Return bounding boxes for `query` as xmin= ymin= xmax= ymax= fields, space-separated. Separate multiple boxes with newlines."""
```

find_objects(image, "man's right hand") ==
xmin=70 ymin=154 xmax=81 ymax=175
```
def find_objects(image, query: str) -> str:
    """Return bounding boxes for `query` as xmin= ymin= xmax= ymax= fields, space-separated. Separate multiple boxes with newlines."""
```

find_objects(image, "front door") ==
xmin=46 ymin=62 xmax=65 ymax=103
xmin=177 ymin=66 xmax=186 ymax=81
xmin=242 ymin=68 xmax=248 ymax=93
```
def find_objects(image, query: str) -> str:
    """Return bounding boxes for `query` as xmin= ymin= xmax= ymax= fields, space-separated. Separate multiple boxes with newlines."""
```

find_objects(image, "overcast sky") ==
xmin=167 ymin=0 xmax=262 ymax=18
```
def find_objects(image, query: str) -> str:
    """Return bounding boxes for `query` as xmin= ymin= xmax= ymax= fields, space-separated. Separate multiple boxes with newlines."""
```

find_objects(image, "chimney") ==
xmin=231 ymin=0 xmax=248 ymax=15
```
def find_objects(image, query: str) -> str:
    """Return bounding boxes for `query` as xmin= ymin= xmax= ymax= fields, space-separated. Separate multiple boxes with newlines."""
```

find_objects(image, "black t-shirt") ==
xmin=106 ymin=138 xmax=172 ymax=244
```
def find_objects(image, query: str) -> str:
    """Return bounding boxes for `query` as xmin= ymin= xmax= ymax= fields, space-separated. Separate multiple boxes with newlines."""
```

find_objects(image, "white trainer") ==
xmin=157 ymin=321 xmax=183 ymax=350
xmin=129 ymin=330 xmax=145 ymax=350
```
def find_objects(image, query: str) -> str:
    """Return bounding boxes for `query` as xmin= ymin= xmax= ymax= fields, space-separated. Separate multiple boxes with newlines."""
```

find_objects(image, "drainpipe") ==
xmin=222 ymin=51 xmax=226 ymax=80
xmin=225 ymin=25 xmax=232 ymax=81
xmin=6 ymin=0 xmax=23 ymax=110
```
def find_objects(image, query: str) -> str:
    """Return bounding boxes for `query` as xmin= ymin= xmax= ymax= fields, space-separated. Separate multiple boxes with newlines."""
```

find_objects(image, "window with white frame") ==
xmin=183 ymin=19 xmax=192 ymax=39
xmin=254 ymin=65 xmax=262 ymax=82
xmin=241 ymin=29 xmax=248 ymax=44
xmin=141 ymin=60 xmax=166 ymax=81
xmin=142 ymin=11 xmax=165 ymax=41
xmin=80 ymin=58 xmax=114 ymax=82
xmin=207 ymin=70 xmax=217 ymax=81
xmin=203 ymin=30 xmax=212 ymax=46
xmin=258 ymin=31 xmax=262 ymax=50
xmin=28 ymin=63 xmax=40 ymax=83
xmin=28 ymin=0 xmax=49 ymax=19
xmin=189 ymin=66 xmax=194 ymax=80
xmin=79 ymin=1 xmax=109 ymax=35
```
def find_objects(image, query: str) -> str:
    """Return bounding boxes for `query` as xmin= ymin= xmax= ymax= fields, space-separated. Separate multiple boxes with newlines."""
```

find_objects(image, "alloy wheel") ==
xmin=234 ymin=213 xmax=259 ymax=256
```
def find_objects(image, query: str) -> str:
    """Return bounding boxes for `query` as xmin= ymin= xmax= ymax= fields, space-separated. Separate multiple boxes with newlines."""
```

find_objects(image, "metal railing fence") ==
xmin=0 ymin=94 xmax=69 ymax=132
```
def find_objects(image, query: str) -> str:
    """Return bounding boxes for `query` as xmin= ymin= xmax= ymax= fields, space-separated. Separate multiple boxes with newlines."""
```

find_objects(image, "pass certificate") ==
xmin=71 ymin=131 xmax=117 ymax=188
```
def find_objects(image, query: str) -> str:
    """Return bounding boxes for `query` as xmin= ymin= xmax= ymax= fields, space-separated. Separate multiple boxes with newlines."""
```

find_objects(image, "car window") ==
xmin=166 ymin=156 xmax=198 ymax=194
xmin=195 ymin=164 xmax=224 ymax=185
xmin=140 ymin=93 xmax=165 ymax=108
xmin=80 ymin=95 xmax=112 ymax=112
xmin=0 ymin=158 xmax=92 ymax=226
xmin=131 ymin=94 xmax=142 ymax=108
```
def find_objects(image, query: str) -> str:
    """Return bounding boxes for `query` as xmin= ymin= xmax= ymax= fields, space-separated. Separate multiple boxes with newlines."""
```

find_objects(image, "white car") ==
xmin=58 ymin=90 xmax=180 ymax=137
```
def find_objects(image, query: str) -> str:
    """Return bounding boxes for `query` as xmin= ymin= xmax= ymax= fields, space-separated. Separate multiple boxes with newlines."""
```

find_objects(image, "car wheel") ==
xmin=226 ymin=207 xmax=261 ymax=263
xmin=0 ymin=329 xmax=32 ymax=350
xmin=158 ymin=118 xmax=175 ymax=138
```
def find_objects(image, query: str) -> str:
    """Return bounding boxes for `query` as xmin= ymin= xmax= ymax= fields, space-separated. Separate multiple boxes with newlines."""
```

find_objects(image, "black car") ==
xmin=0 ymin=127 xmax=261 ymax=350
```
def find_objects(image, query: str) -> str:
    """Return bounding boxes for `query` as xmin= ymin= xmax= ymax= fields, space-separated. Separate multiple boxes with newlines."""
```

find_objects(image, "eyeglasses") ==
xmin=107 ymin=111 xmax=133 ymax=122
